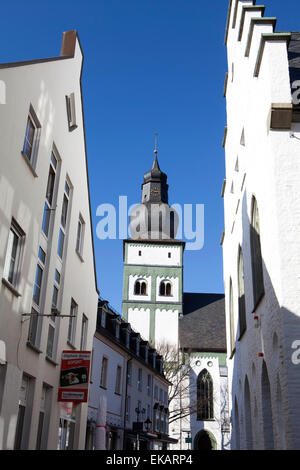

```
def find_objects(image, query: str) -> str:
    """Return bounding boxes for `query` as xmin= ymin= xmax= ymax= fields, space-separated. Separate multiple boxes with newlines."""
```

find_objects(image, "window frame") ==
xmin=115 ymin=365 xmax=122 ymax=395
xmin=21 ymin=105 xmax=41 ymax=173
xmin=3 ymin=219 xmax=25 ymax=292
xmin=100 ymin=356 xmax=108 ymax=389
xmin=76 ymin=214 xmax=85 ymax=259
xmin=197 ymin=369 xmax=214 ymax=421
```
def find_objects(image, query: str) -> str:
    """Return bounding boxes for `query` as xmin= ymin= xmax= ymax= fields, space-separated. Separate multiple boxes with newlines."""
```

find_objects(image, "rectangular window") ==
xmin=23 ymin=116 xmax=35 ymax=160
xmin=100 ymin=357 xmax=108 ymax=389
xmin=147 ymin=374 xmax=151 ymax=396
xmin=42 ymin=154 xmax=58 ymax=237
xmin=76 ymin=215 xmax=85 ymax=257
xmin=22 ymin=106 xmax=41 ymax=170
xmin=66 ymin=93 xmax=77 ymax=130
xmin=32 ymin=247 xmax=46 ymax=306
xmin=115 ymin=365 xmax=122 ymax=395
xmin=159 ymin=388 xmax=163 ymax=402
xmin=46 ymin=324 xmax=55 ymax=358
xmin=80 ymin=314 xmax=88 ymax=350
xmin=127 ymin=361 xmax=132 ymax=386
xmin=14 ymin=374 xmax=34 ymax=450
xmin=28 ymin=308 xmax=39 ymax=346
xmin=3 ymin=219 xmax=25 ymax=289
xmin=36 ymin=385 xmax=51 ymax=450
xmin=57 ymin=180 xmax=71 ymax=260
xmin=57 ymin=229 xmax=65 ymax=259
xmin=137 ymin=368 xmax=142 ymax=392
xmin=125 ymin=395 xmax=131 ymax=422
xmin=67 ymin=299 xmax=77 ymax=345
xmin=154 ymin=385 xmax=158 ymax=399
xmin=47 ymin=269 xmax=61 ymax=359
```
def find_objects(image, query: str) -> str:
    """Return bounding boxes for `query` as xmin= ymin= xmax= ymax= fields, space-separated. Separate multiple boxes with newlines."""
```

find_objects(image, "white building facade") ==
xmin=0 ymin=31 xmax=99 ymax=450
xmin=223 ymin=0 xmax=300 ymax=450
xmin=87 ymin=300 xmax=174 ymax=450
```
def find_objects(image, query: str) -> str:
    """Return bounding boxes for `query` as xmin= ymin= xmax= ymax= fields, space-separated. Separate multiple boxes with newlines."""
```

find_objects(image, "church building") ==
xmin=122 ymin=149 xmax=230 ymax=450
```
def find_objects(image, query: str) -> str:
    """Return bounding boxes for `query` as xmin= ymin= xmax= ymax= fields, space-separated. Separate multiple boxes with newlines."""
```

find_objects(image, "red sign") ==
xmin=58 ymin=351 xmax=91 ymax=403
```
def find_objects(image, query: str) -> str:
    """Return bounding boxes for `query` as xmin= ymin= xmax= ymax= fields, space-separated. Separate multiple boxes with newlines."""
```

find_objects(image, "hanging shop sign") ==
xmin=58 ymin=351 xmax=91 ymax=403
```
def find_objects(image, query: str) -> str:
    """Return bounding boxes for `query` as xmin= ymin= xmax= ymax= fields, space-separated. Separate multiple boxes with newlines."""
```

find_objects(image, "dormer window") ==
xmin=116 ymin=322 xmax=120 ymax=339
xmin=159 ymin=280 xmax=172 ymax=297
xmin=134 ymin=279 xmax=147 ymax=296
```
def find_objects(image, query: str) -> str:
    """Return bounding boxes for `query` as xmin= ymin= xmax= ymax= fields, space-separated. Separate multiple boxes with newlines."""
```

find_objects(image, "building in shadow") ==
xmin=222 ymin=0 xmax=300 ymax=450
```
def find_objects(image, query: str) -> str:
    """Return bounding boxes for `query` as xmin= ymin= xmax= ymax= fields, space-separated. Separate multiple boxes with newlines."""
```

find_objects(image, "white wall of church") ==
xmin=128 ymin=308 xmax=150 ymax=341
xmin=223 ymin=0 xmax=300 ymax=450
xmin=155 ymin=309 xmax=179 ymax=348
xmin=127 ymin=244 xmax=181 ymax=267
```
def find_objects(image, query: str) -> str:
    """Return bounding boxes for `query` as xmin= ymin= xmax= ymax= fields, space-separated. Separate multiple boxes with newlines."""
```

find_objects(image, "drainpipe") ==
xmin=123 ymin=356 xmax=132 ymax=450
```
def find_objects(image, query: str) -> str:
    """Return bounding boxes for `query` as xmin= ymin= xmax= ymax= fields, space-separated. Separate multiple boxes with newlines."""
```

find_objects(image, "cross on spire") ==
xmin=154 ymin=132 xmax=158 ymax=155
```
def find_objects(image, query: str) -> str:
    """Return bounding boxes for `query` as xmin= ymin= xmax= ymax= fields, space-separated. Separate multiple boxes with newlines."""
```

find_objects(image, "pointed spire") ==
xmin=151 ymin=132 xmax=162 ymax=172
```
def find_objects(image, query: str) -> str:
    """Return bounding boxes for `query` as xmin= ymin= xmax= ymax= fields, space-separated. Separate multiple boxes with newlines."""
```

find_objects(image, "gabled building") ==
xmin=87 ymin=299 xmax=175 ymax=450
xmin=0 ymin=31 xmax=99 ymax=450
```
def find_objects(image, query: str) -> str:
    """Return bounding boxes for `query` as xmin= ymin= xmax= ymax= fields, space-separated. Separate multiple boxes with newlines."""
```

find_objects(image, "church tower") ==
xmin=122 ymin=143 xmax=185 ymax=348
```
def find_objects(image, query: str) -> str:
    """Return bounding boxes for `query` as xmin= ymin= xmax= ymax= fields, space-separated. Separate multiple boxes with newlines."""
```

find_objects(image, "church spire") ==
xmin=142 ymin=135 xmax=168 ymax=204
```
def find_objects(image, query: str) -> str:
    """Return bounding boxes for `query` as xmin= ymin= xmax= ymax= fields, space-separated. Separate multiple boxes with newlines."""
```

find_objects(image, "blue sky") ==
xmin=1 ymin=0 xmax=300 ymax=313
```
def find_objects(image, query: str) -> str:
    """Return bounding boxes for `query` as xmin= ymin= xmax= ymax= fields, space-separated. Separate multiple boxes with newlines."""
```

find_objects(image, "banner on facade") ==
xmin=58 ymin=351 xmax=91 ymax=403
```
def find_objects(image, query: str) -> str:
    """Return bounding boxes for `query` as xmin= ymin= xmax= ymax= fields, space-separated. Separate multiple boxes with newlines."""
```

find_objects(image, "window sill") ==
xmin=2 ymin=278 xmax=22 ymax=297
xmin=100 ymin=386 xmax=107 ymax=390
xmin=196 ymin=418 xmax=215 ymax=422
xmin=45 ymin=355 xmax=58 ymax=366
xmin=76 ymin=250 xmax=84 ymax=263
xmin=26 ymin=341 xmax=42 ymax=354
xmin=21 ymin=151 xmax=38 ymax=178
xmin=67 ymin=340 xmax=77 ymax=350
xmin=114 ymin=392 xmax=122 ymax=396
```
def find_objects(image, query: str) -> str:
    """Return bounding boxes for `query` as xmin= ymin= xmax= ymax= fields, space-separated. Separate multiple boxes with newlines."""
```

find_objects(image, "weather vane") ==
xmin=154 ymin=132 xmax=158 ymax=155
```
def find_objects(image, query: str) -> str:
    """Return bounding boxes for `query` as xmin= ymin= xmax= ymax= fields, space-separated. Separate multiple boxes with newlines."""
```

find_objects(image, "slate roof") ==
xmin=179 ymin=293 xmax=226 ymax=352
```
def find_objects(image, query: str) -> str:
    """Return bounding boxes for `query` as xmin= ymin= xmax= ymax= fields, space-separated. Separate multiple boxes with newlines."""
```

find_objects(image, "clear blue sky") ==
xmin=1 ymin=0 xmax=300 ymax=313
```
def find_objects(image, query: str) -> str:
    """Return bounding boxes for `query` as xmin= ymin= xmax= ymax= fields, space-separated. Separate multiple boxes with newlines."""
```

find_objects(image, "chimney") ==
xmin=60 ymin=30 xmax=77 ymax=57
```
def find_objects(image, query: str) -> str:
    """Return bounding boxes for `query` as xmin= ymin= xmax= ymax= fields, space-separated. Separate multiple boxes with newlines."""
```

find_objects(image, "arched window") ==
xmin=159 ymin=280 xmax=172 ymax=297
xmin=229 ymin=277 xmax=235 ymax=355
xmin=134 ymin=279 xmax=147 ymax=296
xmin=197 ymin=369 xmax=213 ymax=420
xmin=250 ymin=197 xmax=264 ymax=308
xmin=238 ymin=247 xmax=246 ymax=338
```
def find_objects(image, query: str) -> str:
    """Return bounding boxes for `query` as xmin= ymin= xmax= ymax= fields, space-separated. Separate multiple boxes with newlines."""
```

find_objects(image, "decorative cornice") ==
xmin=238 ymin=5 xmax=266 ymax=42
xmin=245 ymin=17 xmax=277 ymax=57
